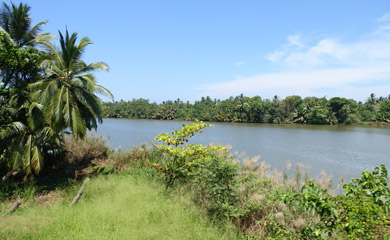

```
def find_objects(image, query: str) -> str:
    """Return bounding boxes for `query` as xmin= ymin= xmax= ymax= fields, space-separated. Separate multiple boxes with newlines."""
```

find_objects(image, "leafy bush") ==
xmin=281 ymin=180 xmax=338 ymax=239
xmin=188 ymin=153 xmax=239 ymax=218
xmin=337 ymin=164 xmax=390 ymax=239
xmin=153 ymin=120 xmax=226 ymax=188
xmin=335 ymin=195 xmax=389 ymax=239
xmin=343 ymin=164 xmax=390 ymax=213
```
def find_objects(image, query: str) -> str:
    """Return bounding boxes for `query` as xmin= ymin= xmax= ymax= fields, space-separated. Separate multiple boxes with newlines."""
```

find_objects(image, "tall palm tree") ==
xmin=0 ymin=27 xmax=58 ymax=176
xmin=32 ymin=29 xmax=113 ymax=139
xmin=0 ymin=2 xmax=52 ymax=47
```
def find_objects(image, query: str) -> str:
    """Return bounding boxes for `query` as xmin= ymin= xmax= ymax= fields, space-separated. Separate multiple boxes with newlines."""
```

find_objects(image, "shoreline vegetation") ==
xmin=102 ymin=94 xmax=390 ymax=126
xmin=1 ymin=124 xmax=390 ymax=239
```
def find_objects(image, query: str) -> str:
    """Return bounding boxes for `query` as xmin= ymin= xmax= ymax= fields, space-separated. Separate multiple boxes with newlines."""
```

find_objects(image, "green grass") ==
xmin=0 ymin=173 xmax=237 ymax=239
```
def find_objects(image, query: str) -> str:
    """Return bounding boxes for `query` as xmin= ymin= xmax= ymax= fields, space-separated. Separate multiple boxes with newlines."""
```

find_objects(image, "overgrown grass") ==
xmin=2 ymin=134 xmax=390 ymax=239
xmin=105 ymin=134 xmax=390 ymax=239
xmin=0 ymin=173 xmax=237 ymax=239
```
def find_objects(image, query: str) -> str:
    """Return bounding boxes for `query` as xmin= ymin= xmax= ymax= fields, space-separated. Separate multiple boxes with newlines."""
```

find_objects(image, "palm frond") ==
xmin=30 ymin=32 xmax=56 ymax=47
xmin=63 ymin=87 xmax=71 ymax=123
xmin=0 ymin=121 xmax=27 ymax=140
xmin=23 ymin=134 xmax=33 ymax=174
xmin=71 ymin=104 xmax=86 ymax=139
xmin=27 ymin=102 xmax=44 ymax=130
xmin=95 ymin=84 xmax=114 ymax=100
xmin=76 ymin=36 xmax=92 ymax=53
xmin=73 ymin=61 xmax=109 ymax=76
xmin=31 ymin=145 xmax=43 ymax=173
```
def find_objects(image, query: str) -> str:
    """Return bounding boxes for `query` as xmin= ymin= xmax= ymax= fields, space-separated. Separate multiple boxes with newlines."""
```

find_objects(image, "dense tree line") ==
xmin=0 ymin=2 xmax=111 ymax=177
xmin=102 ymin=93 xmax=390 ymax=124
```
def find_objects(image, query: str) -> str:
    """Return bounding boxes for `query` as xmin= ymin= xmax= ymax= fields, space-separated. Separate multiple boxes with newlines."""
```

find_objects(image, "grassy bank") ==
xmin=0 ymin=173 xmax=236 ymax=239
xmin=1 ymin=125 xmax=390 ymax=239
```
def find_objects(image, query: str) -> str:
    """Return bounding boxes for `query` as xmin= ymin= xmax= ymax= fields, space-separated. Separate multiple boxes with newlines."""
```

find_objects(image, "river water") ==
xmin=94 ymin=118 xmax=390 ymax=183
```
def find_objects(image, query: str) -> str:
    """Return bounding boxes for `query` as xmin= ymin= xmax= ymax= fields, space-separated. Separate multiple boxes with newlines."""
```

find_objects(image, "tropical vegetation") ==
xmin=102 ymin=94 xmax=390 ymax=125
xmin=3 ymin=124 xmax=389 ymax=239
xmin=0 ymin=1 xmax=111 ymax=178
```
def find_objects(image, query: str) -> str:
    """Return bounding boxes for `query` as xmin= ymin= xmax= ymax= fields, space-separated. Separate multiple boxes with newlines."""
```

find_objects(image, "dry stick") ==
xmin=6 ymin=199 xmax=21 ymax=215
xmin=70 ymin=177 xmax=90 ymax=206
xmin=1 ymin=169 xmax=18 ymax=186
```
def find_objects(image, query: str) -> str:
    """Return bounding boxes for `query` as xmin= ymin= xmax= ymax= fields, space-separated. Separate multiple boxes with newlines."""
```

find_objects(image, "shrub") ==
xmin=188 ymin=153 xmax=239 ymax=218
xmin=336 ymin=164 xmax=390 ymax=239
xmin=153 ymin=120 xmax=226 ymax=189
xmin=343 ymin=164 xmax=390 ymax=213
xmin=335 ymin=195 xmax=389 ymax=239
xmin=62 ymin=134 xmax=110 ymax=166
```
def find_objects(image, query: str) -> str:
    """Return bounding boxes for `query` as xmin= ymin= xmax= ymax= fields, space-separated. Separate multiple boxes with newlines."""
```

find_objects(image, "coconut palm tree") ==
xmin=32 ymin=29 xmax=113 ymax=139
xmin=0 ymin=98 xmax=61 ymax=175
xmin=0 ymin=2 xmax=51 ymax=47
xmin=0 ymin=29 xmax=59 ymax=177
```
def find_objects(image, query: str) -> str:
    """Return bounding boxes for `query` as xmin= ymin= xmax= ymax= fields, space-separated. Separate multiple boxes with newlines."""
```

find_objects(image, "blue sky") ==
xmin=16 ymin=0 xmax=390 ymax=102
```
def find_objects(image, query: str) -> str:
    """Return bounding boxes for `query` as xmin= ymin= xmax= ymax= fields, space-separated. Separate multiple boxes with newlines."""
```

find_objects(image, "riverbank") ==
xmin=103 ymin=116 xmax=390 ymax=128
xmin=1 ymin=131 xmax=390 ymax=239
xmin=96 ymin=118 xmax=390 ymax=185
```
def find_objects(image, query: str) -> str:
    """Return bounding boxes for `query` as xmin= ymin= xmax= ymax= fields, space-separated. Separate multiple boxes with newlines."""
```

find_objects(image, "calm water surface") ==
xmin=94 ymin=118 xmax=390 ymax=183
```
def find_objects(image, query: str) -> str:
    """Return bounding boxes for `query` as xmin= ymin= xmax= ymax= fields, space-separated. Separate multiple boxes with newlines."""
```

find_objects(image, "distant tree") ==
xmin=367 ymin=93 xmax=377 ymax=106
xmin=283 ymin=95 xmax=302 ymax=120
xmin=248 ymin=96 xmax=265 ymax=123
xmin=328 ymin=97 xmax=352 ymax=123
xmin=378 ymin=99 xmax=390 ymax=122
xmin=306 ymin=106 xmax=329 ymax=124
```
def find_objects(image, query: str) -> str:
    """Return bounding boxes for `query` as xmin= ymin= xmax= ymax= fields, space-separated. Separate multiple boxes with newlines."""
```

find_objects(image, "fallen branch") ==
xmin=70 ymin=177 xmax=90 ymax=206
xmin=6 ymin=199 xmax=21 ymax=215
xmin=1 ymin=169 xmax=19 ymax=186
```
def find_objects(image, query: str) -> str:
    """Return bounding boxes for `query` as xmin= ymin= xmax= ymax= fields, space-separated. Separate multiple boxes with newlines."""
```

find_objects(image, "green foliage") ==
xmin=92 ymin=165 xmax=115 ymax=175
xmin=0 ymin=32 xmax=42 ymax=88
xmin=335 ymin=165 xmax=390 ymax=238
xmin=33 ymin=29 xmax=113 ymax=139
xmin=281 ymin=165 xmax=390 ymax=239
xmin=0 ymin=31 xmax=58 ymax=176
xmin=188 ymin=153 xmax=239 ymax=218
xmin=3 ymin=132 xmax=390 ymax=239
xmin=103 ymin=93 xmax=390 ymax=125
xmin=153 ymin=120 xmax=226 ymax=188
xmin=282 ymin=181 xmax=338 ymax=238
xmin=0 ymin=4 xmax=111 ymax=177
xmin=285 ymin=181 xmax=338 ymax=222
xmin=0 ymin=2 xmax=51 ymax=47
xmin=306 ymin=106 xmax=329 ymax=124
xmin=378 ymin=99 xmax=390 ymax=122
xmin=336 ymin=195 xmax=389 ymax=239
xmin=343 ymin=164 xmax=390 ymax=213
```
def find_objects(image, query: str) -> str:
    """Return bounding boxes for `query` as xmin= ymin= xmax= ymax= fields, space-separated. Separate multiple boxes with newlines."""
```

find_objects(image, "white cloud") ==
xmin=265 ymin=34 xmax=304 ymax=63
xmin=196 ymin=17 xmax=390 ymax=101
xmin=377 ymin=13 xmax=390 ymax=22
xmin=283 ymin=38 xmax=350 ymax=67
xmin=265 ymin=50 xmax=285 ymax=62
xmin=196 ymin=64 xmax=390 ymax=100
xmin=287 ymin=34 xmax=304 ymax=47
xmin=235 ymin=61 xmax=246 ymax=65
